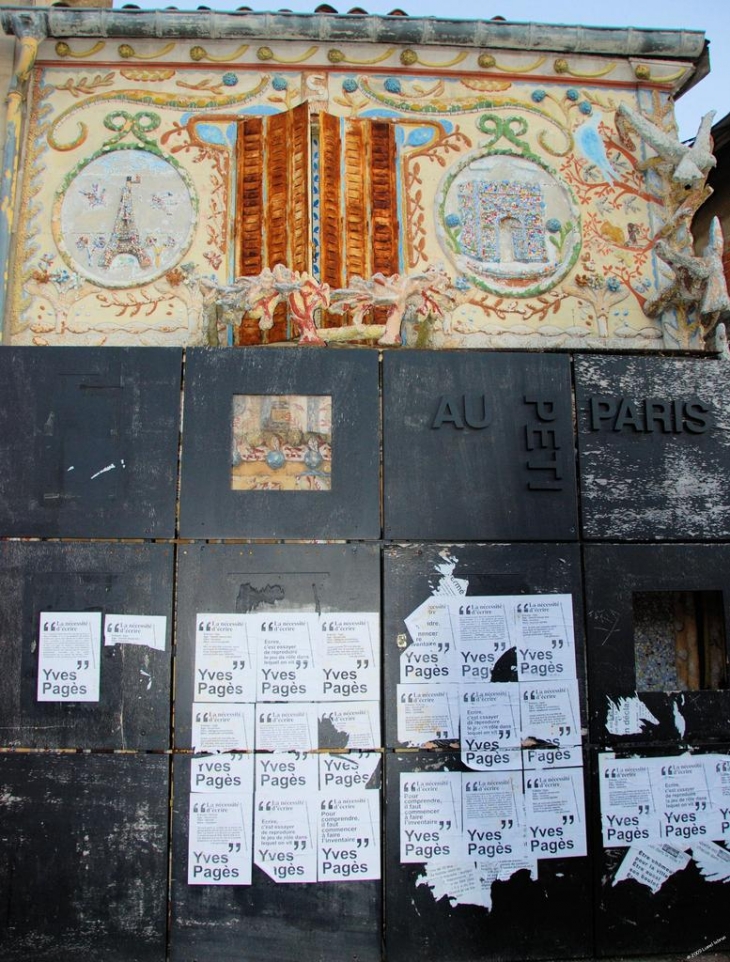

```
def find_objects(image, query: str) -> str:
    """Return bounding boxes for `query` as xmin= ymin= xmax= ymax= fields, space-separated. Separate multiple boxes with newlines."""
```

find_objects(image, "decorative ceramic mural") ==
xmin=8 ymin=33 xmax=715 ymax=350
xmin=55 ymin=147 xmax=196 ymax=288
xmin=437 ymin=152 xmax=579 ymax=297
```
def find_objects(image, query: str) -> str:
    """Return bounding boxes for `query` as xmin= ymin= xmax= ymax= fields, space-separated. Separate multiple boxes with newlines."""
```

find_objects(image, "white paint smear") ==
xmin=90 ymin=463 xmax=115 ymax=479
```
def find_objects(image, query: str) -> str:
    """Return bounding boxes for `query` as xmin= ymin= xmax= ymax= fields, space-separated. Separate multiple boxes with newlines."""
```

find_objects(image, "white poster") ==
xmin=403 ymin=598 xmax=459 ymax=681
xmin=525 ymin=768 xmax=587 ymax=859
xmin=188 ymin=795 xmax=252 ymax=885
xmin=194 ymin=614 xmax=255 ymax=703
xmin=190 ymin=753 xmax=254 ymax=795
xmin=460 ymin=684 xmax=521 ymax=771
xmin=319 ymin=752 xmax=380 ymax=792
xmin=252 ymin=614 xmax=318 ymax=702
xmin=318 ymin=792 xmax=380 ymax=881
xmin=254 ymin=795 xmax=318 ymax=883
xmin=400 ymin=772 xmax=464 ymax=863
xmin=516 ymin=595 xmax=575 ymax=681
xmin=255 ymin=704 xmax=318 ymax=752
xmin=613 ymin=844 xmax=690 ymax=893
xmin=192 ymin=703 xmax=255 ymax=753
xmin=104 ymin=614 xmax=167 ymax=651
xmin=457 ymin=599 xmax=516 ymax=683
xmin=463 ymin=771 xmax=527 ymax=861
xmin=317 ymin=613 xmax=379 ymax=700
xmin=37 ymin=611 xmax=101 ymax=702
xmin=255 ymin=752 xmax=318 ymax=794
xmin=317 ymin=702 xmax=381 ymax=751
xmin=397 ymin=683 xmax=459 ymax=746
xmin=519 ymin=679 xmax=581 ymax=745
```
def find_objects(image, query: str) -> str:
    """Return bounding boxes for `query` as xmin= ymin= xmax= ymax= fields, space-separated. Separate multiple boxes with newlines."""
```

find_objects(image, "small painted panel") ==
xmin=179 ymin=348 xmax=379 ymax=539
xmin=384 ymin=751 xmax=592 ymax=962
xmin=0 ymin=753 xmax=168 ymax=962
xmin=0 ymin=347 xmax=181 ymax=538
xmin=576 ymin=356 xmax=730 ymax=540
xmin=0 ymin=541 xmax=174 ymax=750
xmin=383 ymin=351 xmax=577 ymax=541
xmin=584 ymin=543 xmax=730 ymax=745
xmin=231 ymin=394 xmax=332 ymax=491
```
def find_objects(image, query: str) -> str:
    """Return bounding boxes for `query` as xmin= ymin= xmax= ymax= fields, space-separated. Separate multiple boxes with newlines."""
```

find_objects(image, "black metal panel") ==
xmin=382 ymin=351 xmax=577 ymax=541
xmin=0 ymin=347 xmax=181 ymax=538
xmin=0 ymin=541 xmax=174 ymax=750
xmin=174 ymin=542 xmax=380 ymax=749
xmin=169 ymin=753 xmax=382 ymax=962
xmin=584 ymin=543 xmax=730 ymax=746
xmin=592 ymin=745 xmax=730 ymax=958
xmin=179 ymin=348 xmax=380 ymax=539
xmin=575 ymin=355 xmax=730 ymax=541
xmin=0 ymin=752 xmax=169 ymax=962
xmin=384 ymin=752 xmax=592 ymax=962
xmin=383 ymin=543 xmax=585 ymax=749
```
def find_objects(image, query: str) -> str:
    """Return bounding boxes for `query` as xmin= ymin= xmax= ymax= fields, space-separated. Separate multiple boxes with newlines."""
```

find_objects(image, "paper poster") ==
xmin=613 ymin=844 xmax=690 ymax=893
xmin=525 ymin=768 xmax=587 ymax=859
xmin=519 ymin=679 xmax=581 ymax=745
xmin=188 ymin=795 xmax=252 ymax=885
xmin=691 ymin=840 xmax=730 ymax=883
xmin=523 ymin=744 xmax=583 ymax=770
xmin=656 ymin=756 xmax=712 ymax=844
xmin=194 ymin=614 xmax=255 ymax=703
xmin=252 ymin=614 xmax=318 ymax=702
xmin=254 ymin=752 xmax=318 ymax=794
xmin=318 ymin=792 xmax=380 ymax=881
xmin=460 ymin=684 xmax=521 ymax=771
xmin=457 ymin=599 xmax=516 ymax=683
xmin=192 ymin=703 xmax=255 ymax=752
xmin=190 ymin=753 xmax=254 ymax=794
xmin=317 ymin=613 xmax=379 ymax=700
xmin=319 ymin=752 xmax=380 ymax=792
xmin=397 ymin=683 xmax=459 ymax=746
xmin=605 ymin=695 xmax=660 ymax=736
xmin=104 ymin=614 xmax=167 ymax=651
xmin=403 ymin=599 xmax=459 ymax=681
xmin=37 ymin=611 xmax=101 ymax=702
xmin=516 ymin=595 xmax=575 ymax=681
xmin=317 ymin=702 xmax=380 ymax=750
xmin=463 ymin=771 xmax=527 ymax=861
xmin=255 ymin=704 xmax=318 ymax=752
xmin=254 ymin=795 xmax=318 ymax=883
xmin=400 ymin=772 xmax=464 ymax=863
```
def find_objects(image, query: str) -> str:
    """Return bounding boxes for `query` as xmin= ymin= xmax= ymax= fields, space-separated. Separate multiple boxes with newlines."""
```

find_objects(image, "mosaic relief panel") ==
xmin=12 ymin=40 xmax=699 ymax=350
xmin=55 ymin=148 xmax=196 ymax=288
xmin=231 ymin=395 xmax=332 ymax=491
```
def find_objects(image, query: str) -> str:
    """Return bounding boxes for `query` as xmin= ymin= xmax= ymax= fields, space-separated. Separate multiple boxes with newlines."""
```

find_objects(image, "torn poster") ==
xmin=192 ymin=703 xmax=255 ymax=753
xmin=318 ymin=752 xmax=381 ymax=792
xmin=457 ymin=599 xmax=516 ymax=683
xmin=255 ymin=704 xmax=318 ymax=752
xmin=605 ymin=695 xmax=660 ymax=736
xmin=397 ymin=683 xmax=459 ymax=746
xmin=519 ymin=679 xmax=581 ymax=746
xmin=254 ymin=794 xmax=318 ymax=883
xmin=613 ymin=844 xmax=690 ymax=893
xmin=190 ymin=753 xmax=254 ymax=795
xmin=691 ymin=840 xmax=730 ymax=883
xmin=194 ymin=614 xmax=255 ymax=702
xmin=104 ymin=614 xmax=167 ymax=651
xmin=317 ymin=702 xmax=381 ymax=750
xmin=400 ymin=772 xmax=464 ymax=863
xmin=416 ymin=857 xmax=538 ymax=911
xmin=188 ymin=794 xmax=252 ymax=885
xmin=37 ymin=611 xmax=101 ymax=702
xmin=403 ymin=598 xmax=459 ymax=681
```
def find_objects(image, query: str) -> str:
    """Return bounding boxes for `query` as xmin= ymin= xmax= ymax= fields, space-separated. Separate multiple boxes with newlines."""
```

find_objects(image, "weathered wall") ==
xmin=5 ymin=28 xmax=708 ymax=350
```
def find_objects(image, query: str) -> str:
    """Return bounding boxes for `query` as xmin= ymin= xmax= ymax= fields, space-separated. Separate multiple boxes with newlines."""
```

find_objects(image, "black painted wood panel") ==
xmin=0 ymin=348 xmax=181 ymax=539
xmin=382 ymin=352 xmax=578 ymax=541
xmin=0 ymin=541 xmax=174 ymax=750
xmin=0 ymin=753 xmax=169 ymax=962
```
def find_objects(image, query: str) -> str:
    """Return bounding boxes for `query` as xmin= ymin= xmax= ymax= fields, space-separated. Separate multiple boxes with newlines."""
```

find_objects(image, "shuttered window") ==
xmin=234 ymin=103 xmax=400 ymax=344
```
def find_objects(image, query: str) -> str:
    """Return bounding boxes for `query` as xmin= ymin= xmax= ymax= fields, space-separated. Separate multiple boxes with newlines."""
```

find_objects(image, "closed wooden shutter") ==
xmin=234 ymin=106 xmax=399 ymax=342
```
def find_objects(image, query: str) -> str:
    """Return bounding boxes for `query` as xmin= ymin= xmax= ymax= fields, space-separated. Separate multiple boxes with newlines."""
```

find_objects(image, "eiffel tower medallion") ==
xmin=100 ymin=175 xmax=152 ymax=270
